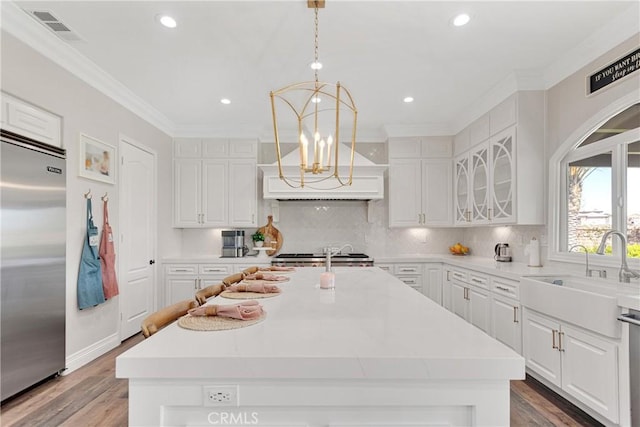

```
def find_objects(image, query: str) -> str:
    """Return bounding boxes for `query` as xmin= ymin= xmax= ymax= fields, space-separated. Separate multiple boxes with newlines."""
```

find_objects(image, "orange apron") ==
xmin=100 ymin=200 xmax=119 ymax=299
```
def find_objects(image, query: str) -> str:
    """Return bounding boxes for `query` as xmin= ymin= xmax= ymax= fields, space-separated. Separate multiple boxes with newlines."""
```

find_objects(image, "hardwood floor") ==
xmin=1 ymin=333 xmax=604 ymax=426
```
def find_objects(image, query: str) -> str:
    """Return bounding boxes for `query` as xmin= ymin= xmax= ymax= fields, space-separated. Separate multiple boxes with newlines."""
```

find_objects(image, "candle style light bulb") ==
xmin=318 ymin=139 xmax=326 ymax=169
xmin=326 ymin=135 xmax=333 ymax=167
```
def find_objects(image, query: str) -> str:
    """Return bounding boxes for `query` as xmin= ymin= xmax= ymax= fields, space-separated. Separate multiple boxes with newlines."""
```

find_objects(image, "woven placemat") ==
xmin=178 ymin=312 xmax=266 ymax=331
xmin=219 ymin=290 xmax=281 ymax=299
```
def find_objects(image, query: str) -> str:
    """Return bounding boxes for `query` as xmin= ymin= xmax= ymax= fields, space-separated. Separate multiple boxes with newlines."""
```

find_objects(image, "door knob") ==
xmin=149 ymin=260 xmax=155 ymax=265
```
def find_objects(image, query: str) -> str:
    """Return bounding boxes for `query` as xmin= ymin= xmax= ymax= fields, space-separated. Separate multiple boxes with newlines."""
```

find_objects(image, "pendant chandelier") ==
xmin=269 ymin=0 xmax=357 ymax=189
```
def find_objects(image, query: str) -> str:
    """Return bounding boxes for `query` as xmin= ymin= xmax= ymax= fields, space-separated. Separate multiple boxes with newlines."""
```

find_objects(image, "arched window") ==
xmin=556 ymin=103 xmax=639 ymax=261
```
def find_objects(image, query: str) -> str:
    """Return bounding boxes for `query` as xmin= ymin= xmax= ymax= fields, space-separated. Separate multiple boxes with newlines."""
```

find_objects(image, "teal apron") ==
xmin=77 ymin=198 xmax=106 ymax=309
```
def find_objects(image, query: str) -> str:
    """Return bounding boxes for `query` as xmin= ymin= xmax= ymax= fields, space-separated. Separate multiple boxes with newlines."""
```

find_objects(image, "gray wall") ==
xmin=1 ymin=32 xmax=179 ymax=369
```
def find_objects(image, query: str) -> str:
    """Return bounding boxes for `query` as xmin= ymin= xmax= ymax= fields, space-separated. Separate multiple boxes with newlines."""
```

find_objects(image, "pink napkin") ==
xmin=227 ymin=282 xmax=281 ymax=294
xmin=244 ymin=272 xmax=288 ymax=281
xmin=187 ymin=300 xmax=263 ymax=320
xmin=259 ymin=266 xmax=295 ymax=272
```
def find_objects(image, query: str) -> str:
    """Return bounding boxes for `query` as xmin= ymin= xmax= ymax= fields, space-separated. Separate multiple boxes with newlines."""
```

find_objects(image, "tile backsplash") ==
xmin=179 ymin=199 xmax=548 ymax=264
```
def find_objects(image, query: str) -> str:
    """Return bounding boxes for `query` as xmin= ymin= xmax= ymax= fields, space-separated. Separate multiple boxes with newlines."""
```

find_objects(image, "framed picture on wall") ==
xmin=79 ymin=133 xmax=116 ymax=184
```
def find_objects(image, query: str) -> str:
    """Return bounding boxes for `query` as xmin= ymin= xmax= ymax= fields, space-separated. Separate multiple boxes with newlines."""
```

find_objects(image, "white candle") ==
xmin=320 ymin=272 xmax=335 ymax=289
xmin=326 ymin=135 xmax=333 ymax=167
xmin=318 ymin=139 xmax=325 ymax=169
xmin=313 ymin=131 xmax=320 ymax=166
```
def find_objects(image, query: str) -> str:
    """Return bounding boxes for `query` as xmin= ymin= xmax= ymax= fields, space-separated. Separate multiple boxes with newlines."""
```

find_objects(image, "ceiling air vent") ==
xmin=27 ymin=10 xmax=82 ymax=42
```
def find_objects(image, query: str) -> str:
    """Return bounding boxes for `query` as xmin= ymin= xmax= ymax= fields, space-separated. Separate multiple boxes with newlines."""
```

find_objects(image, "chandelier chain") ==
xmin=314 ymin=5 xmax=319 ymax=84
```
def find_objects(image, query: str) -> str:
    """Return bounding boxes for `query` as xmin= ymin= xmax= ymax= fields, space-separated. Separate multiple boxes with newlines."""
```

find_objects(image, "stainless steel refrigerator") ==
xmin=1 ymin=129 xmax=66 ymax=401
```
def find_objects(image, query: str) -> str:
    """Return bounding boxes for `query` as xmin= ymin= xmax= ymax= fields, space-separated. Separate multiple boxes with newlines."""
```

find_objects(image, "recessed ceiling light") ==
xmin=310 ymin=61 xmax=323 ymax=70
xmin=403 ymin=96 xmax=414 ymax=103
xmin=220 ymin=98 xmax=231 ymax=105
xmin=157 ymin=14 xmax=177 ymax=28
xmin=452 ymin=13 xmax=470 ymax=27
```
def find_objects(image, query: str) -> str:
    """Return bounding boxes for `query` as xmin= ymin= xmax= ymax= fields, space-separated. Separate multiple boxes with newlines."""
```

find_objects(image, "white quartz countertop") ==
xmin=376 ymin=254 xmax=640 ymax=310
xmin=117 ymin=267 xmax=524 ymax=381
xmin=163 ymin=256 xmax=271 ymax=264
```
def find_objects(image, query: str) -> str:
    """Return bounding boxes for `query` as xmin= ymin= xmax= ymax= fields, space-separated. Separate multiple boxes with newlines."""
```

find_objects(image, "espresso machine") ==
xmin=221 ymin=230 xmax=248 ymax=257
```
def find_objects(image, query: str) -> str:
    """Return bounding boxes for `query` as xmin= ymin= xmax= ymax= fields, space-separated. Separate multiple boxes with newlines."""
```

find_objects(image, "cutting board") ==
xmin=256 ymin=215 xmax=283 ymax=256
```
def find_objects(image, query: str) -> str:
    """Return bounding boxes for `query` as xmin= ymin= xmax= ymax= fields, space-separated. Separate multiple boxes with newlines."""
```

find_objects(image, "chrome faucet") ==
xmin=596 ymin=230 xmax=640 ymax=283
xmin=569 ymin=244 xmax=591 ymax=277
xmin=325 ymin=244 xmax=354 ymax=272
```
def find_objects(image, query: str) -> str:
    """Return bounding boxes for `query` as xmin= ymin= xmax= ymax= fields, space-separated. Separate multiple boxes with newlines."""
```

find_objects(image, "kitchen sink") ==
xmin=521 ymin=275 xmax=621 ymax=338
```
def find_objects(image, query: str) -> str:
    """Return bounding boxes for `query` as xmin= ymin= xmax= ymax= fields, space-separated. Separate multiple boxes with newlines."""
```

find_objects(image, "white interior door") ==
xmin=119 ymin=135 xmax=156 ymax=339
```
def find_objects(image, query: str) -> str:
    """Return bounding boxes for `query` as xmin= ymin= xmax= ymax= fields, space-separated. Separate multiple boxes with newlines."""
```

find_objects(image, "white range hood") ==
xmin=259 ymin=143 xmax=387 ymax=200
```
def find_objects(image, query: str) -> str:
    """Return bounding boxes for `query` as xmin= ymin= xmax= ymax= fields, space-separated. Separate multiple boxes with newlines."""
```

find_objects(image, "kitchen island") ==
xmin=116 ymin=267 xmax=524 ymax=426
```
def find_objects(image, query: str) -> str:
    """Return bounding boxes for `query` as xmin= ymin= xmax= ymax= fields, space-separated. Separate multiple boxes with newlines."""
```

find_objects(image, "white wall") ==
xmin=1 ymin=32 xmax=180 ymax=370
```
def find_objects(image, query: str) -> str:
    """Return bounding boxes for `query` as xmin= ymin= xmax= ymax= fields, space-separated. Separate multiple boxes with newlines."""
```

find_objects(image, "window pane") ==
xmin=628 ymin=141 xmax=640 ymax=258
xmin=579 ymin=103 xmax=640 ymax=147
xmin=567 ymin=153 xmax=612 ymax=252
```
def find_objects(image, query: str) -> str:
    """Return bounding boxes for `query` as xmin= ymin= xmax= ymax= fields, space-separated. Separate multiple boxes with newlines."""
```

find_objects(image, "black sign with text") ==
xmin=589 ymin=48 xmax=640 ymax=94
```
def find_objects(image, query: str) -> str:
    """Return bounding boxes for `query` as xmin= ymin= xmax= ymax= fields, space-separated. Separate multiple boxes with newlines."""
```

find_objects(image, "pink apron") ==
xmin=100 ymin=200 xmax=119 ymax=299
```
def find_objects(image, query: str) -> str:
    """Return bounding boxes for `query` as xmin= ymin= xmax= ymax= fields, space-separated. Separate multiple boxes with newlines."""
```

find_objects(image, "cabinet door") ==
xmin=490 ymin=128 xmax=515 ymax=223
xmin=468 ymin=286 xmax=491 ymax=334
xmin=166 ymin=277 xmax=198 ymax=305
xmin=470 ymin=144 xmax=489 ymax=223
xmin=523 ymin=310 xmax=562 ymax=387
xmin=173 ymin=159 xmax=202 ymax=227
xmin=450 ymin=281 xmax=467 ymax=320
xmin=228 ymin=160 xmax=257 ymax=227
xmin=422 ymin=159 xmax=452 ymax=226
xmin=174 ymin=139 xmax=201 ymax=158
xmin=561 ymin=324 xmax=619 ymax=423
xmin=2 ymin=94 xmax=61 ymax=147
xmin=202 ymin=160 xmax=228 ymax=226
xmin=389 ymin=159 xmax=422 ymax=227
xmin=424 ymin=263 xmax=442 ymax=304
xmin=453 ymin=155 xmax=470 ymax=225
xmin=492 ymin=295 xmax=522 ymax=354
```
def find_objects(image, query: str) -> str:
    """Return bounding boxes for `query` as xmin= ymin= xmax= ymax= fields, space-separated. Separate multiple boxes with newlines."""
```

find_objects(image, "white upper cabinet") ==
xmin=1 ymin=92 xmax=62 ymax=148
xmin=173 ymin=138 xmax=257 ymax=228
xmin=389 ymin=137 xmax=452 ymax=227
xmin=453 ymin=92 xmax=544 ymax=226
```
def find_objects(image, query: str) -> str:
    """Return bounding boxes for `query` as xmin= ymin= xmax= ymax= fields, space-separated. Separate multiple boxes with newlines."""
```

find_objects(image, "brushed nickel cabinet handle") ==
xmin=552 ymin=329 xmax=558 ymax=349
xmin=559 ymin=331 xmax=565 ymax=352
xmin=194 ymin=279 xmax=198 ymax=290
xmin=513 ymin=306 xmax=518 ymax=323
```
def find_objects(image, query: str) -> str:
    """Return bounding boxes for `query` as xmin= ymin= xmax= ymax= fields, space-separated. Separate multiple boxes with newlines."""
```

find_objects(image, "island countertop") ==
xmin=116 ymin=267 xmax=524 ymax=381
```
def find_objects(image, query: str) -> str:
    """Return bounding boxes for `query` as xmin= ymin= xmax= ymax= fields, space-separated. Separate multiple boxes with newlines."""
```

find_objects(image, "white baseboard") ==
xmin=63 ymin=333 xmax=120 ymax=375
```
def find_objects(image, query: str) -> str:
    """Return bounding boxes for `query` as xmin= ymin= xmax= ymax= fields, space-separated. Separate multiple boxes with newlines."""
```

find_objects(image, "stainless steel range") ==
xmin=272 ymin=253 xmax=374 ymax=267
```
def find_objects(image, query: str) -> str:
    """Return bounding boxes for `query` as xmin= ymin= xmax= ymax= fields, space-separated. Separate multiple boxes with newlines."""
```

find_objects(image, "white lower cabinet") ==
xmin=395 ymin=263 xmax=423 ymax=294
xmin=164 ymin=263 xmax=231 ymax=305
xmin=492 ymin=294 xmax=522 ymax=354
xmin=523 ymin=309 xmax=619 ymax=423
xmin=423 ymin=263 xmax=443 ymax=304
xmin=449 ymin=270 xmax=491 ymax=334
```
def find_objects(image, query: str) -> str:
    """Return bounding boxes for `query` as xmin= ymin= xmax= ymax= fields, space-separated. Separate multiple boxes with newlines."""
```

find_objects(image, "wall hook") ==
xmin=101 ymin=192 xmax=109 ymax=202
xmin=84 ymin=189 xmax=92 ymax=199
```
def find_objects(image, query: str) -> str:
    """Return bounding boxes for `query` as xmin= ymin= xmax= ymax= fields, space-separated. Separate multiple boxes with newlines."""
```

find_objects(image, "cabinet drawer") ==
xmin=394 ymin=264 xmax=422 ymax=275
xmin=468 ymin=272 xmax=490 ymax=289
xmin=165 ymin=264 xmax=198 ymax=275
xmin=492 ymin=276 xmax=520 ymax=300
xmin=376 ymin=263 xmax=393 ymax=273
xmin=397 ymin=275 xmax=422 ymax=287
xmin=199 ymin=264 xmax=231 ymax=275
xmin=449 ymin=269 xmax=468 ymax=283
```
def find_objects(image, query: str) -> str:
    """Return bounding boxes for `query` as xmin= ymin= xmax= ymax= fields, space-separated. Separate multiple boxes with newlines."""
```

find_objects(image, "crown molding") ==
xmin=542 ymin=2 xmax=640 ymax=90
xmin=1 ymin=1 xmax=176 ymax=136
xmin=452 ymin=2 xmax=639 ymax=136
xmin=383 ymin=123 xmax=453 ymax=138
